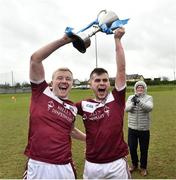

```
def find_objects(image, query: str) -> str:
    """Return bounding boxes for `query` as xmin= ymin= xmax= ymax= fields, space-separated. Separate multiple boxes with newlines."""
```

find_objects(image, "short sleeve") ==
xmin=30 ymin=80 xmax=48 ymax=101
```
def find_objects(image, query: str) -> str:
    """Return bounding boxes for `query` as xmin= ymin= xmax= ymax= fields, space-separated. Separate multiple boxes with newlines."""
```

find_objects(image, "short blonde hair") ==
xmin=52 ymin=68 xmax=73 ymax=80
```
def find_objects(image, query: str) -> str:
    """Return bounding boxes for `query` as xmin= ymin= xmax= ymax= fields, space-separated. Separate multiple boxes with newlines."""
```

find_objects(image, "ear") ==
xmin=88 ymin=79 xmax=93 ymax=86
xmin=88 ymin=80 xmax=93 ymax=90
xmin=50 ymin=81 xmax=53 ymax=86
xmin=88 ymin=79 xmax=91 ymax=85
xmin=71 ymin=81 xmax=73 ymax=87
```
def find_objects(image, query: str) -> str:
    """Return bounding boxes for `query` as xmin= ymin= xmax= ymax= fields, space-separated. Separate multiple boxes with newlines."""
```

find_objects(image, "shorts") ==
xmin=83 ymin=158 xmax=131 ymax=179
xmin=26 ymin=158 xmax=76 ymax=179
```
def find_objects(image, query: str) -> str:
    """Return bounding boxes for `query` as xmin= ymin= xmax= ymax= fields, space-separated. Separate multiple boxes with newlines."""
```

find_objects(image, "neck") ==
xmin=52 ymin=91 xmax=68 ymax=100
xmin=94 ymin=96 xmax=107 ymax=104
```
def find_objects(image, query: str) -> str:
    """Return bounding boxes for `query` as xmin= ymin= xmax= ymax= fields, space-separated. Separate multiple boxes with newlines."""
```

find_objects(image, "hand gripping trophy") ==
xmin=65 ymin=10 xmax=129 ymax=53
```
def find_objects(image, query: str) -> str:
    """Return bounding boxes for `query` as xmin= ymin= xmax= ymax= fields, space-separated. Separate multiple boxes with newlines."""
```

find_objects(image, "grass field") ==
xmin=0 ymin=86 xmax=176 ymax=179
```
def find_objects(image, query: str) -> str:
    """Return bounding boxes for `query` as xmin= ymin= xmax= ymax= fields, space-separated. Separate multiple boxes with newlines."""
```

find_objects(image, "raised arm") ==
xmin=114 ymin=27 xmax=126 ymax=90
xmin=30 ymin=35 xmax=72 ymax=82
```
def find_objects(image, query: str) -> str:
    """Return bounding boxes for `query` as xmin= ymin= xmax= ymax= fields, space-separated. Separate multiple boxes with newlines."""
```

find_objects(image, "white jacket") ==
xmin=125 ymin=81 xmax=153 ymax=131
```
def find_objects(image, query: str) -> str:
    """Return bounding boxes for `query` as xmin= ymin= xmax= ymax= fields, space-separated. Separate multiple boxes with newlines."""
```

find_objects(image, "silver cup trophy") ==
xmin=65 ymin=10 xmax=129 ymax=53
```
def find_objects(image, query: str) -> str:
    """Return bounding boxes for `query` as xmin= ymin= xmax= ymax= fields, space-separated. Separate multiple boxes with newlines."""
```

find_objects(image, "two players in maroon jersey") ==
xmin=24 ymin=27 xmax=130 ymax=179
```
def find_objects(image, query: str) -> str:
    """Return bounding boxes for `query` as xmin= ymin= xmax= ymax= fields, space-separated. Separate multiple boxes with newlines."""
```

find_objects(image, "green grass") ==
xmin=0 ymin=86 xmax=176 ymax=179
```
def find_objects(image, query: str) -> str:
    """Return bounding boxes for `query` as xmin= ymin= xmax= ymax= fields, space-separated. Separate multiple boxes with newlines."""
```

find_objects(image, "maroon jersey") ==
xmin=76 ymin=88 xmax=128 ymax=163
xmin=24 ymin=81 xmax=77 ymax=164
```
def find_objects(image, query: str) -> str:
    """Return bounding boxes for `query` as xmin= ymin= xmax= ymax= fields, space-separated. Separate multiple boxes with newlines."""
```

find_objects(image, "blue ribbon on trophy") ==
xmin=65 ymin=10 xmax=129 ymax=53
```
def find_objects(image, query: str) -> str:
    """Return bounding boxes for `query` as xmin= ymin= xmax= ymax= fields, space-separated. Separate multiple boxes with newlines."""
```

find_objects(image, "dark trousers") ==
xmin=128 ymin=128 xmax=150 ymax=169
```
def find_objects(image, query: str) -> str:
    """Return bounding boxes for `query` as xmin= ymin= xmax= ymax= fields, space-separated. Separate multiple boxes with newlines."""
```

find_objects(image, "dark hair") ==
xmin=90 ymin=68 xmax=108 ymax=79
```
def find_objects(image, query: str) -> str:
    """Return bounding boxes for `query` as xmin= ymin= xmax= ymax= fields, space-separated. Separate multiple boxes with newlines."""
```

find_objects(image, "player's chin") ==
xmin=58 ymin=89 xmax=69 ymax=98
xmin=59 ymin=93 xmax=68 ymax=99
xmin=97 ymin=92 xmax=107 ymax=100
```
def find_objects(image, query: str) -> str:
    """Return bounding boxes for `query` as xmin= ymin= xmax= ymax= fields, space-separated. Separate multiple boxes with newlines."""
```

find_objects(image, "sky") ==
xmin=0 ymin=0 xmax=176 ymax=85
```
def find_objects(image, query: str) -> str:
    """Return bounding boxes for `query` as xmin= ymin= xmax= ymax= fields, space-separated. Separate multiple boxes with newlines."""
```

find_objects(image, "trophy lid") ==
xmin=98 ymin=10 xmax=119 ymax=27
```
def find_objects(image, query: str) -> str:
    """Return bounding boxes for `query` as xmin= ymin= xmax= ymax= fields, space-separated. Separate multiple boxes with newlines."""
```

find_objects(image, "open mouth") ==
xmin=98 ymin=88 xmax=106 ymax=93
xmin=59 ymin=86 xmax=68 ymax=92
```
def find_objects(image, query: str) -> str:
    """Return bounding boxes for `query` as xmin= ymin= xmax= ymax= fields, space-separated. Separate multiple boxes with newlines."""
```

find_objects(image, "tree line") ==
xmin=0 ymin=79 xmax=176 ymax=89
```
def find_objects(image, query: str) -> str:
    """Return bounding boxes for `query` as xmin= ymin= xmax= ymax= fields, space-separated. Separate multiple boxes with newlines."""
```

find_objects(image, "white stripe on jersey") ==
xmin=43 ymin=86 xmax=77 ymax=116
xmin=82 ymin=92 xmax=114 ymax=113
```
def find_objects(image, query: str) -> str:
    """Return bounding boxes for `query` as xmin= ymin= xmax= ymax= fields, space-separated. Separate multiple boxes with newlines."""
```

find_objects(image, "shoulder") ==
xmin=64 ymin=99 xmax=74 ymax=105
xmin=112 ymin=86 xmax=126 ymax=97
xmin=75 ymin=98 xmax=94 ymax=108
xmin=145 ymin=94 xmax=153 ymax=99
xmin=31 ymin=80 xmax=48 ymax=98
